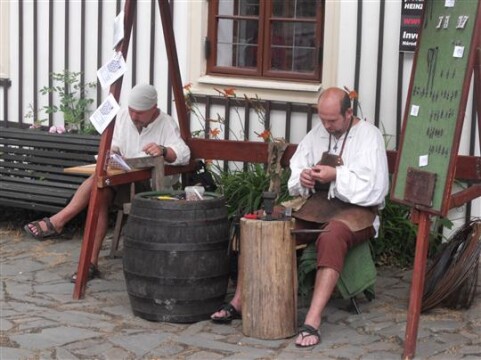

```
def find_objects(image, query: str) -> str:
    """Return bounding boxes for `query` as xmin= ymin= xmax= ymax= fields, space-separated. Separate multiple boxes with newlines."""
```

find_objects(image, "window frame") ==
xmin=206 ymin=0 xmax=324 ymax=83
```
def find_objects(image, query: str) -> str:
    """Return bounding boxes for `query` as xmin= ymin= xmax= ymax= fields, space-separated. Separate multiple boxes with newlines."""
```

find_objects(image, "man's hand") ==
xmin=142 ymin=143 xmax=164 ymax=157
xmin=300 ymin=165 xmax=336 ymax=189
xmin=300 ymin=168 xmax=316 ymax=189
xmin=310 ymin=165 xmax=336 ymax=184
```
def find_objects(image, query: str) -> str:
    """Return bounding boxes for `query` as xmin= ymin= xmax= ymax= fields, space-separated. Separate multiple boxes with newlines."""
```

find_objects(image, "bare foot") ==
xmin=210 ymin=302 xmax=241 ymax=323
xmin=295 ymin=324 xmax=321 ymax=348
xmin=25 ymin=218 xmax=62 ymax=239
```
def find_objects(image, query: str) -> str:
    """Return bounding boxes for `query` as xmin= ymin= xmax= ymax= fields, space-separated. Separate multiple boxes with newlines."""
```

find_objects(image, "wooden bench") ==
xmin=0 ymin=127 xmax=100 ymax=213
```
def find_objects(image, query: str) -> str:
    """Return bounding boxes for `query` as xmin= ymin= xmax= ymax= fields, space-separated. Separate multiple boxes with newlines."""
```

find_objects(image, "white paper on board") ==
xmin=89 ymin=94 xmax=120 ymax=134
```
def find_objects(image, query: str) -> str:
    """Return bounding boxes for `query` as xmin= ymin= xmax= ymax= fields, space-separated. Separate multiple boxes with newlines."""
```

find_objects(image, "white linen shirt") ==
xmin=288 ymin=120 xmax=389 ymax=210
xmin=112 ymin=108 xmax=191 ymax=187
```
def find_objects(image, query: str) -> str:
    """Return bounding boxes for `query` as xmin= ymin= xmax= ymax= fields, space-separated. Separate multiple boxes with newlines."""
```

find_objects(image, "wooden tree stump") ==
xmin=240 ymin=218 xmax=297 ymax=339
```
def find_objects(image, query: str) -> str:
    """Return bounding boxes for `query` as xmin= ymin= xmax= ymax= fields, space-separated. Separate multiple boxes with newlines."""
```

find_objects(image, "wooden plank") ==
xmin=1 ymin=154 xmax=96 ymax=168
xmin=0 ymin=166 xmax=87 ymax=183
xmin=0 ymin=138 xmax=99 ymax=152
xmin=0 ymin=182 xmax=74 ymax=198
xmin=0 ymin=198 xmax=64 ymax=213
xmin=0 ymin=190 xmax=71 ymax=206
xmin=0 ymin=145 xmax=97 ymax=162
xmin=403 ymin=211 xmax=431 ymax=359
xmin=0 ymin=127 xmax=100 ymax=145
xmin=0 ymin=175 xmax=81 ymax=189
xmin=187 ymin=140 xmax=481 ymax=182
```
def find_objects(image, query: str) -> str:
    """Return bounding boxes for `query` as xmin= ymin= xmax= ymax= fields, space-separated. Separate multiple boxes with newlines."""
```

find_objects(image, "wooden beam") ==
xmin=449 ymin=184 xmax=481 ymax=209
xmin=403 ymin=210 xmax=431 ymax=359
xmin=73 ymin=0 xmax=136 ymax=299
xmin=187 ymin=139 xmax=481 ymax=182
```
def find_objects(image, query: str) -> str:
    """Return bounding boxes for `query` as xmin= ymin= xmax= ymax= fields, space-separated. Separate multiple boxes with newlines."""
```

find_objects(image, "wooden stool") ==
xmin=109 ymin=157 xmax=165 ymax=258
xmin=240 ymin=218 xmax=297 ymax=339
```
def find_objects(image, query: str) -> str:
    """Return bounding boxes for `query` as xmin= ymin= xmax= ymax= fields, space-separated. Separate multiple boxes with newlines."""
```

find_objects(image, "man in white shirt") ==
xmin=210 ymin=87 xmax=389 ymax=349
xmin=24 ymin=84 xmax=190 ymax=282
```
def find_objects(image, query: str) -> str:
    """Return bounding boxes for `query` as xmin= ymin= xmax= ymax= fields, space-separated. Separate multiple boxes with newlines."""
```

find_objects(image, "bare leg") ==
xmin=295 ymin=266 xmax=339 ymax=347
xmin=27 ymin=175 xmax=114 ymax=267
xmin=26 ymin=175 xmax=96 ymax=235
xmin=211 ymin=250 xmax=243 ymax=319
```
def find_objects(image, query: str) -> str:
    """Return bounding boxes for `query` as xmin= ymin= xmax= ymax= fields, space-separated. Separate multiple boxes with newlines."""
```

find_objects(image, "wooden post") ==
xmin=240 ymin=218 xmax=297 ymax=339
xmin=72 ymin=0 xmax=136 ymax=299
xmin=403 ymin=210 xmax=431 ymax=359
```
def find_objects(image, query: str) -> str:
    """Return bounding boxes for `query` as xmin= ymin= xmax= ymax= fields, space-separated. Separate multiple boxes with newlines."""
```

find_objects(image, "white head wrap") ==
xmin=128 ymin=84 xmax=158 ymax=111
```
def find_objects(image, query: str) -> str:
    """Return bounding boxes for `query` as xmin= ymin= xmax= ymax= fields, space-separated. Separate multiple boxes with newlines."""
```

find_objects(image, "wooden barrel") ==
xmin=240 ymin=218 xmax=297 ymax=339
xmin=122 ymin=191 xmax=230 ymax=323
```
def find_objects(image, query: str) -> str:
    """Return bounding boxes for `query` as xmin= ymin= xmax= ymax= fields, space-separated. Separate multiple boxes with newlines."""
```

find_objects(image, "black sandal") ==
xmin=295 ymin=324 xmax=321 ymax=348
xmin=70 ymin=264 xmax=100 ymax=283
xmin=210 ymin=303 xmax=241 ymax=323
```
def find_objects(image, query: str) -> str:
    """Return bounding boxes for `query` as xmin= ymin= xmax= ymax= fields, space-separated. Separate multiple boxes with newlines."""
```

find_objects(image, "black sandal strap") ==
xmin=298 ymin=324 xmax=320 ymax=339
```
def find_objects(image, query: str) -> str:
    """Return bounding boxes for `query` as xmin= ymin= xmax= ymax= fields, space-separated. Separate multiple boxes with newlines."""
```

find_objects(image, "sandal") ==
xmin=295 ymin=324 xmax=321 ymax=348
xmin=210 ymin=303 xmax=241 ymax=323
xmin=70 ymin=264 xmax=100 ymax=283
xmin=24 ymin=218 xmax=61 ymax=241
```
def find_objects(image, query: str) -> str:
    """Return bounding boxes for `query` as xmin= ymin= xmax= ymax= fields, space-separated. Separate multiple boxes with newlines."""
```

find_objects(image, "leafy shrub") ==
xmin=39 ymin=70 xmax=97 ymax=134
xmin=219 ymin=163 xmax=291 ymax=219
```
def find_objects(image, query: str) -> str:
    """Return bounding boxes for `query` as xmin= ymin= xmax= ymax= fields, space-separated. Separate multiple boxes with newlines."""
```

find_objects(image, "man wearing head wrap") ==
xmin=24 ymin=84 xmax=190 ymax=282
xmin=112 ymin=84 xmax=190 ymax=187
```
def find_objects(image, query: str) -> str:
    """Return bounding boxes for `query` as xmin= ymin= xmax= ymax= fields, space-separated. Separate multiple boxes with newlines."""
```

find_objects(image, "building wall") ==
xmin=0 ymin=0 xmax=479 ymax=225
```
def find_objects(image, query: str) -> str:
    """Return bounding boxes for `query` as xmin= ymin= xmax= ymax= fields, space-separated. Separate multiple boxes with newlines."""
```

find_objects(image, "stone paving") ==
xmin=1 ymin=227 xmax=480 ymax=360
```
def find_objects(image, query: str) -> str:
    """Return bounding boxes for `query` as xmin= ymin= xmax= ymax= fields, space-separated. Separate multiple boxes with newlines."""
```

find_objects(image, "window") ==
xmin=206 ymin=0 xmax=324 ymax=82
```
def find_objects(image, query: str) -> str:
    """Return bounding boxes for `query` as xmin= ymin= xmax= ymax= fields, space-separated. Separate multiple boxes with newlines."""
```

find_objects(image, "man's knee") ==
xmin=315 ymin=221 xmax=353 ymax=273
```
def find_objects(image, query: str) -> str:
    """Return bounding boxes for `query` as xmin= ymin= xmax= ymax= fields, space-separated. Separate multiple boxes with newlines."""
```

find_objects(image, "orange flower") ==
xmin=213 ymin=87 xmax=236 ymax=97
xmin=183 ymin=83 xmax=192 ymax=91
xmin=223 ymin=88 xmax=236 ymax=96
xmin=209 ymin=128 xmax=221 ymax=138
xmin=343 ymin=86 xmax=358 ymax=100
xmin=258 ymin=129 xmax=271 ymax=142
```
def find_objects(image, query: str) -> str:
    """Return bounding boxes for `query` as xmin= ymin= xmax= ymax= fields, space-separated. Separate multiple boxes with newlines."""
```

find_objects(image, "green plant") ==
xmin=24 ymin=103 xmax=47 ymax=128
xmin=219 ymin=163 xmax=292 ymax=220
xmin=39 ymin=70 xmax=96 ymax=133
xmin=374 ymin=196 xmax=451 ymax=268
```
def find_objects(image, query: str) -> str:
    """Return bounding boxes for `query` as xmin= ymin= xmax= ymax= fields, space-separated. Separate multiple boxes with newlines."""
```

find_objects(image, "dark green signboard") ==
xmin=392 ymin=0 xmax=481 ymax=216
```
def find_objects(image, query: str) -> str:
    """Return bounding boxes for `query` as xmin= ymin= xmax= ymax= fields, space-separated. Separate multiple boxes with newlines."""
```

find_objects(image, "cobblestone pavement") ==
xmin=1 ymin=227 xmax=480 ymax=360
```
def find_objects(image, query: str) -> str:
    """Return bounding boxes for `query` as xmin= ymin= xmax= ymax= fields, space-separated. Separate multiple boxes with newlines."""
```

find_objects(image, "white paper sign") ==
xmin=97 ymin=52 xmax=127 ymax=89
xmin=419 ymin=155 xmax=429 ymax=167
xmin=445 ymin=0 xmax=455 ymax=8
xmin=410 ymin=105 xmax=420 ymax=117
xmin=89 ymin=94 xmax=120 ymax=134
xmin=453 ymin=45 xmax=465 ymax=58
xmin=112 ymin=11 xmax=124 ymax=49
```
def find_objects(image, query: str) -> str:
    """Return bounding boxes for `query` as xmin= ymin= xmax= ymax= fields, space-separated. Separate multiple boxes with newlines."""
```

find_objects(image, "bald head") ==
xmin=318 ymin=87 xmax=351 ymax=116
xmin=317 ymin=87 xmax=354 ymax=138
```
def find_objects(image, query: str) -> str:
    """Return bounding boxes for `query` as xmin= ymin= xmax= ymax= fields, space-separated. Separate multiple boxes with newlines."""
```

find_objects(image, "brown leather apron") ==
xmin=293 ymin=127 xmax=377 ymax=232
xmin=292 ymin=191 xmax=377 ymax=232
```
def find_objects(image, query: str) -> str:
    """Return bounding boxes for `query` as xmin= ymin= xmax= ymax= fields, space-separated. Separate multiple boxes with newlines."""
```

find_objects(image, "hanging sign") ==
xmin=399 ymin=0 xmax=424 ymax=52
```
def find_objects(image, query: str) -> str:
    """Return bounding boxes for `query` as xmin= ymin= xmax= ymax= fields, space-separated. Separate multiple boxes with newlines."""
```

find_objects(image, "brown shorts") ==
xmin=315 ymin=220 xmax=375 ymax=273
